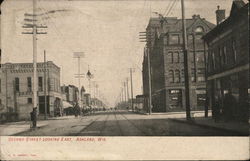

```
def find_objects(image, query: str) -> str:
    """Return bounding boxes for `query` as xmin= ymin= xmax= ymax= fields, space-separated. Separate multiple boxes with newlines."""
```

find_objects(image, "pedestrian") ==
xmin=223 ymin=91 xmax=237 ymax=122
xmin=214 ymin=97 xmax=220 ymax=123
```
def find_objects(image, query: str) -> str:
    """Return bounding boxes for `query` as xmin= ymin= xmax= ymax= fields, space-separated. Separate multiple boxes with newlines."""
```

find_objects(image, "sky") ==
xmin=1 ymin=0 xmax=236 ymax=106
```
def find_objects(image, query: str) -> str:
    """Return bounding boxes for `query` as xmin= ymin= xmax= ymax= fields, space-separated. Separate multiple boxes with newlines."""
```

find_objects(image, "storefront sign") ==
xmin=196 ymin=90 xmax=206 ymax=94
xmin=169 ymin=90 xmax=180 ymax=94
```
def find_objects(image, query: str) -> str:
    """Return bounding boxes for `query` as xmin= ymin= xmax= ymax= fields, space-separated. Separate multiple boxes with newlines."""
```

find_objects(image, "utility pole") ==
xmin=121 ymin=88 xmax=124 ymax=102
xmin=22 ymin=0 xmax=47 ymax=128
xmin=123 ymin=82 xmax=126 ymax=102
xmin=146 ymin=48 xmax=152 ymax=115
xmin=139 ymin=30 xmax=152 ymax=115
xmin=130 ymin=68 xmax=134 ymax=112
xmin=73 ymin=52 xmax=84 ymax=107
xmin=86 ymin=65 xmax=93 ymax=105
xmin=181 ymin=0 xmax=191 ymax=120
xmin=44 ymin=50 xmax=47 ymax=119
xmin=126 ymin=78 xmax=130 ymax=104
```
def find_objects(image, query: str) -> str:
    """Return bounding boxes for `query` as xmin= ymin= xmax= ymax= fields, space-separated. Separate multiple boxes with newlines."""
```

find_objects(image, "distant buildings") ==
xmin=0 ymin=61 xmax=62 ymax=120
xmin=142 ymin=15 xmax=215 ymax=112
xmin=134 ymin=95 xmax=144 ymax=111
xmin=61 ymin=85 xmax=79 ymax=105
xmin=203 ymin=0 xmax=249 ymax=122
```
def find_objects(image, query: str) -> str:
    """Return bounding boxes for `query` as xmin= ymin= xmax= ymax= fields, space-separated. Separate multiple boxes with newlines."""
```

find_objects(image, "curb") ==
xmin=170 ymin=118 xmax=248 ymax=136
xmin=12 ymin=124 xmax=49 ymax=136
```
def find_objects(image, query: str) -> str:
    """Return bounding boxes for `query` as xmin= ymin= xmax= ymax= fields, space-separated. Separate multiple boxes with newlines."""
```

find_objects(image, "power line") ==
xmin=164 ymin=0 xmax=178 ymax=17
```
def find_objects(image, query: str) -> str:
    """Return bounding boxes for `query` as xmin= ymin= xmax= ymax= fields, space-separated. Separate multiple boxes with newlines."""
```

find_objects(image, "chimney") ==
xmin=192 ymin=14 xmax=200 ymax=19
xmin=216 ymin=5 xmax=225 ymax=25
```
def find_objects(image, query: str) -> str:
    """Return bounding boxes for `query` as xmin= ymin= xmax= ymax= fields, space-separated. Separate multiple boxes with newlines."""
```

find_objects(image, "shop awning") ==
xmin=62 ymin=101 xmax=73 ymax=109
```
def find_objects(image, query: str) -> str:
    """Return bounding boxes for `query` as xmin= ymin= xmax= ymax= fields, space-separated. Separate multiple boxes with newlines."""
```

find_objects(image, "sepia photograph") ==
xmin=0 ymin=0 xmax=249 ymax=160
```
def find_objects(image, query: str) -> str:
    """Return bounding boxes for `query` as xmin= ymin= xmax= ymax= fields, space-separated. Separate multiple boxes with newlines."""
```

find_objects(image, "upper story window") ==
xmin=191 ymin=68 xmax=195 ymax=82
xmin=188 ymin=34 xmax=193 ymax=41
xmin=38 ymin=77 xmax=43 ymax=91
xmin=15 ymin=77 xmax=20 ymax=92
xmin=168 ymin=52 xmax=174 ymax=63
xmin=173 ymin=52 xmax=180 ymax=63
xmin=27 ymin=98 xmax=32 ymax=104
xmin=169 ymin=34 xmax=179 ymax=45
xmin=169 ymin=70 xmax=174 ymax=83
xmin=181 ymin=69 xmax=185 ymax=82
xmin=175 ymin=70 xmax=180 ymax=83
xmin=190 ymin=52 xmax=194 ymax=63
xmin=195 ymin=26 xmax=204 ymax=33
xmin=196 ymin=52 xmax=204 ymax=63
xmin=27 ymin=77 xmax=32 ymax=91
xmin=222 ymin=45 xmax=227 ymax=65
xmin=232 ymin=40 xmax=237 ymax=63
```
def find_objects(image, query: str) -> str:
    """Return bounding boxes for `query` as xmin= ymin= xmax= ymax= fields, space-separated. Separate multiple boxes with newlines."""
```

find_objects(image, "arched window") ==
xmin=168 ymin=52 xmax=173 ymax=63
xmin=169 ymin=70 xmax=174 ymax=83
xmin=175 ymin=70 xmax=180 ymax=83
xmin=174 ymin=52 xmax=180 ymax=63
xmin=195 ymin=26 xmax=204 ymax=33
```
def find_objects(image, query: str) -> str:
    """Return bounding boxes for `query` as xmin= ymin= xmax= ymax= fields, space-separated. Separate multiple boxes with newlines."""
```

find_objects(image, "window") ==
xmin=222 ymin=46 xmax=227 ymax=64
xmin=212 ymin=52 xmax=215 ymax=70
xmin=197 ymin=68 xmax=205 ymax=74
xmin=27 ymin=77 xmax=32 ymax=91
xmin=191 ymin=68 xmax=195 ymax=82
xmin=197 ymin=76 xmax=205 ymax=82
xmin=196 ymin=52 xmax=204 ymax=63
xmin=173 ymin=52 xmax=180 ymax=63
xmin=175 ymin=70 xmax=180 ymax=83
xmin=180 ymin=52 xmax=184 ymax=63
xmin=169 ymin=34 xmax=179 ymax=45
xmin=195 ymin=34 xmax=203 ymax=40
xmin=169 ymin=70 xmax=174 ymax=83
xmin=15 ymin=77 xmax=19 ymax=92
xmin=232 ymin=40 xmax=237 ymax=63
xmin=168 ymin=52 xmax=174 ymax=63
xmin=190 ymin=52 xmax=194 ymax=63
xmin=27 ymin=98 xmax=32 ymax=104
xmin=38 ymin=77 xmax=43 ymax=91
xmin=197 ymin=68 xmax=205 ymax=82
xmin=188 ymin=34 xmax=193 ymax=40
xmin=181 ymin=69 xmax=185 ymax=82
xmin=218 ymin=47 xmax=222 ymax=68
xmin=195 ymin=26 xmax=204 ymax=33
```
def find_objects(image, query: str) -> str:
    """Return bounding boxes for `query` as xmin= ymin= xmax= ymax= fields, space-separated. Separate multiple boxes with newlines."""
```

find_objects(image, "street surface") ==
xmin=1 ymin=110 xmax=240 ymax=136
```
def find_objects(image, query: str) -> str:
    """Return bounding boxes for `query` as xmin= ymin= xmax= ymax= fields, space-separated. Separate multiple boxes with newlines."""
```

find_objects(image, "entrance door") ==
xmin=39 ymin=96 xmax=49 ymax=114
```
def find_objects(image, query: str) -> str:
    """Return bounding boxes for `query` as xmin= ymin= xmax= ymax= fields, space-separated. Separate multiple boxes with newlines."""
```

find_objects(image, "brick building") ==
xmin=61 ymin=85 xmax=79 ymax=105
xmin=0 ymin=61 xmax=62 ymax=120
xmin=203 ymin=0 xmax=249 ymax=122
xmin=142 ymin=15 xmax=215 ymax=112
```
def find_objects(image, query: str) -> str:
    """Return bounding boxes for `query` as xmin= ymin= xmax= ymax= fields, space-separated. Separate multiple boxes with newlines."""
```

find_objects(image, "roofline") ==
xmin=203 ymin=3 xmax=248 ymax=41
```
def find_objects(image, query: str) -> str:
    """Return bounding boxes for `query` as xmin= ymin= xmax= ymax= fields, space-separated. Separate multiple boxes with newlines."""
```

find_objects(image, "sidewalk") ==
xmin=0 ymin=120 xmax=49 ymax=136
xmin=171 ymin=116 xmax=249 ymax=135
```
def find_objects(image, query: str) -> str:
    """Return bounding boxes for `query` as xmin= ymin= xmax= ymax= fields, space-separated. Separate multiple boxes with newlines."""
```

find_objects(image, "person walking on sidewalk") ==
xmin=214 ymin=96 xmax=221 ymax=123
xmin=223 ymin=91 xmax=237 ymax=122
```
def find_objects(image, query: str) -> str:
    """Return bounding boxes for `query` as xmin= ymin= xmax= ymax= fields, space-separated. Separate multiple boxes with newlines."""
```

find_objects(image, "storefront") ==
xmin=196 ymin=89 xmax=206 ymax=107
xmin=168 ymin=89 xmax=182 ymax=109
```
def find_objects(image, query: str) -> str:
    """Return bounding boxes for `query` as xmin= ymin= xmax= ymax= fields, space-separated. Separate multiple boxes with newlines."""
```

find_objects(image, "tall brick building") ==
xmin=203 ymin=0 xmax=249 ymax=122
xmin=0 ymin=61 xmax=62 ymax=120
xmin=142 ymin=15 xmax=215 ymax=112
